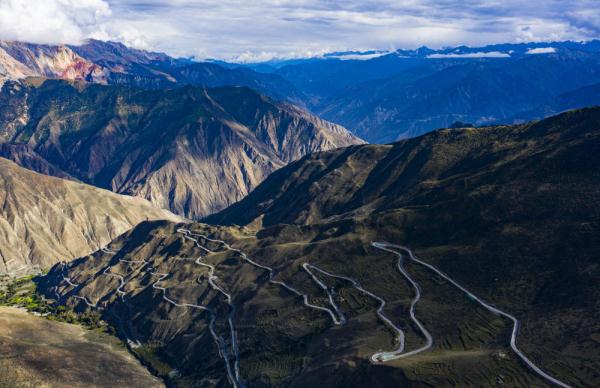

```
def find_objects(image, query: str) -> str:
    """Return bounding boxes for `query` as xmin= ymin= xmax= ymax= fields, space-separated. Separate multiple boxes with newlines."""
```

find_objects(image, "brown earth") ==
xmin=0 ymin=306 xmax=164 ymax=388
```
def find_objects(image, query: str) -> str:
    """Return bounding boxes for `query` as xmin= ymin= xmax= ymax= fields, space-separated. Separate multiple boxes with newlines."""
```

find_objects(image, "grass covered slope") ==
xmin=0 ymin=157 xmax=180 ymax=276
xmin=37 ymin=108 xmax=600 ymax=386
xmin=205 ymin=107 xmax=600 ymax=385
xmin=0 ymin=306 xmax=163 ymax=387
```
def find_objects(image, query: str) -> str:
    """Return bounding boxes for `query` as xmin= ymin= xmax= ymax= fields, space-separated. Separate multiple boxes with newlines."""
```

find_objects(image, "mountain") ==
xmin=514 ymin=82 xmax=600 ymax=121
xmin=0 ymin=157 xmax=180 ymax=276
xmin=0 ymin=39 xmax=306 ymax=105
xmin=39 ymin=108 xmax=600 ymax=386
xmin=0 ymin=79 xmax=362 ymax=219
xmin=259 ymin=40 xmax=600 ymax=142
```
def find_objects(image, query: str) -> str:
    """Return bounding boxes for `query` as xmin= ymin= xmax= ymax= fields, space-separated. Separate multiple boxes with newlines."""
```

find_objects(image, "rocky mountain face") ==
xmin=0 ymin=79 xmax=362 ymax=219
xmin=39 ymin=108 xmax=600 ymax=386
xmin=0 ymin=157 xmax=180 ymax=276
xmin=0 ymin=41 xmax=107 ymax=85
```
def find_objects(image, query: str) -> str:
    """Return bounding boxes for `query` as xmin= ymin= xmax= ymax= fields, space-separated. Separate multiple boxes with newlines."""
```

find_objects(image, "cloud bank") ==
xmin=0 ymin=0 xmax=110 ymax=44
xmin=0 ymin=0 xmax=599 ymax=60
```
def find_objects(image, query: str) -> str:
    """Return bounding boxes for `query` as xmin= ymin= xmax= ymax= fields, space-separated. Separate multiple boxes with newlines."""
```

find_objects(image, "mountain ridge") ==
xmin=0 ymin=39 xmax=307 ymax=106
xmin=0 ymin=79 xmax=362 ymax=219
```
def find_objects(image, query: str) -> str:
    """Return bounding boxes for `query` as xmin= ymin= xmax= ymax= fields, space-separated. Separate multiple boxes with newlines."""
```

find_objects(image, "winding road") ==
xmin=178 ymin=230 xmax=243 ymax=387
xmin=149 ymin=269 xmax=240 ymax=388
xmin=372 ymin=242 xmax=572 ymax=388
xmin=51 ymin=229 xmax=572 ymax=388
xmin=302 ymin=263 xmax=406 ymax=358
xmin=177 ymin=229 xmax=345 ymax=326
xmin=370 ymin=243 xmax=433 ymax=361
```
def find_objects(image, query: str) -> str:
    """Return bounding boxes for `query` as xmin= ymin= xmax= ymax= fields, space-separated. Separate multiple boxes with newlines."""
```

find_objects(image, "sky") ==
xmin=0 ymin=0 xmax=599 ymax=62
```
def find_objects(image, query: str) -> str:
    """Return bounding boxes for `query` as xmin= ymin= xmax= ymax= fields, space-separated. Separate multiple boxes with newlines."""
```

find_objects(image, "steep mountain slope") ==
xmin=0 ymin=157 xmax=180 ymax=276
xmin=0 ymin=79 xmax=362 ymax=218
xmin=39 ymin=108 xmax=600 ymax=386
xmin=208 ymin=107 xmax=600 ymax=227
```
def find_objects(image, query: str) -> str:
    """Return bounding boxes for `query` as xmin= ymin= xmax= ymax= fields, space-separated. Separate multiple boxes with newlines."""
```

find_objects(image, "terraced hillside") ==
xmin=39 ymin=221 xmax=566 ymax=387
xmin=38 ymin=108 xmax=600 ymax=386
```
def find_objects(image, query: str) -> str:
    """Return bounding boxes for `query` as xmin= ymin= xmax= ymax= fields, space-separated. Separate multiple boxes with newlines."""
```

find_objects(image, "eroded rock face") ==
xmin=0 ymin=41 xmax=108 ymax=83
xmin=0 ymin=80 xmax=363 ymax=219
xmin=0 ymin=157 xmax=181 ymax=276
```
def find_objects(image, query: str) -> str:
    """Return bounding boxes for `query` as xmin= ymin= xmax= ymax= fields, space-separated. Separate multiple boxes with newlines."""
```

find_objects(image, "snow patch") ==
xmin=526 ymin=47 xmax=556 ymax=54
xmin=427 ymin=51 xmax=510 ymax=59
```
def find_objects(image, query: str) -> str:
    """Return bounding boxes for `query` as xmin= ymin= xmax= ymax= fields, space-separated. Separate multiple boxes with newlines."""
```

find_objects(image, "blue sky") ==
xmin=0 ymin=0 xmax=599 ymax=61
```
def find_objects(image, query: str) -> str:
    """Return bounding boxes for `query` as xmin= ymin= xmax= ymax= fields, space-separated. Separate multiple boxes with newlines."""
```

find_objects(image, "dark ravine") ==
xmin=0 ymin=79 xmax=362 ymax=219
xmin=37 ymin=107 xmax=600 ymax=387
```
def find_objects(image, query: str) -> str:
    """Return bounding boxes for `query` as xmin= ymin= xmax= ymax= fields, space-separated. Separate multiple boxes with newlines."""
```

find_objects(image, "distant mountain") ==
xmin=252 ymin=40 xmax=600 ymax=142
xmin=514 ymin=81 xmax=600 ymax=121
xmin=0 ymin=39 xmax=306 ymax=105
xmin=0 ymin=157 xmax=180 ymax=276
xmin=0 ymin=79 xmax=361 ymax=219
xmin=40 ymin=108 xmax=600 ymax=387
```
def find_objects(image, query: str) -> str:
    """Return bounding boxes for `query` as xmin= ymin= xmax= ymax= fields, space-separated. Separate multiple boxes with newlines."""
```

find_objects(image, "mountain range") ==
xmin=0 ymin=35 xmax=598 ymax=387
xmin=0 ymin=39 xmax=306 ymax=106
xmin=0 ymin=78 xmax=361 ymax=219
xmin=249 ymin=40 xmax=600 ymax=142
xmin=39 ymin=107 xmax=600 ymax=387
xmin=5 ymin=39 xmax=600 ymax=144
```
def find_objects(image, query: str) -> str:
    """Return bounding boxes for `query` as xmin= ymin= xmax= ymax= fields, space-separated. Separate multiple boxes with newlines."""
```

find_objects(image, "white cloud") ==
xmin=0 ymin=0 xmax=111 ymax=45
xmin=428 ymin=51 xmax=511 ymax=58
xmin=328 ymin=52 xmax=392 ymax=61
xmin=0 ymin=0 xmax=597 ymax=60
xmin=526 ymin=47 xmax=557 ymax=54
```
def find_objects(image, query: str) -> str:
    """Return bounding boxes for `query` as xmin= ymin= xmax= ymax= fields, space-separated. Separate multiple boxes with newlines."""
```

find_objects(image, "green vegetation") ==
xmin=0 ymin=275 xmax=104 ymax=329
xmin=133 ymin=346 xmax=174 ymax=378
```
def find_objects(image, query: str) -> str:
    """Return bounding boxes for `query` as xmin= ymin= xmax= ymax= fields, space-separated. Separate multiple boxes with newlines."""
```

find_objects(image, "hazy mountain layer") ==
xmin=267 ymin=41 xmax=600 ymax=142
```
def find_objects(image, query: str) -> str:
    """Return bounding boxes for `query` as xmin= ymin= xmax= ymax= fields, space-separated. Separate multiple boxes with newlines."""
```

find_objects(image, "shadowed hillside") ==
xmin=38 ymin=108 xmax=600 ymax=386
